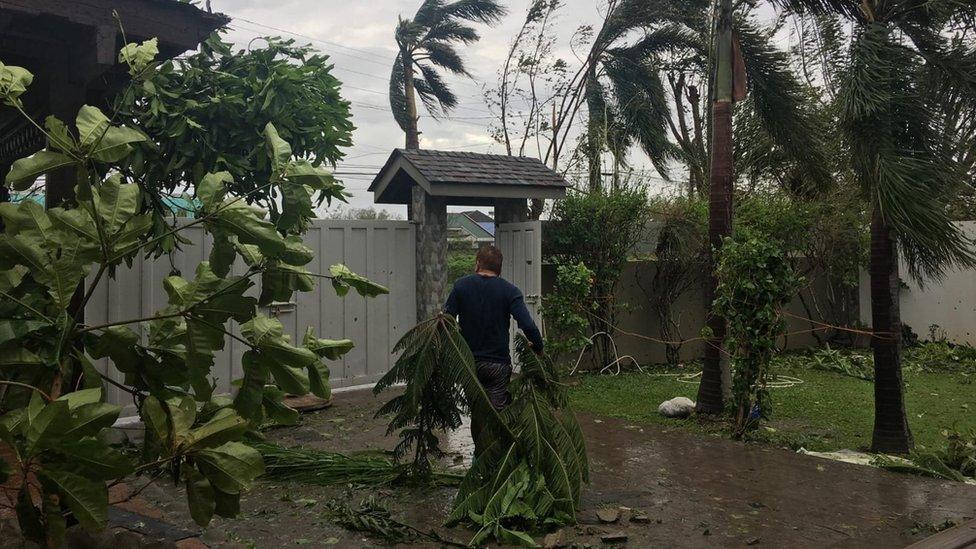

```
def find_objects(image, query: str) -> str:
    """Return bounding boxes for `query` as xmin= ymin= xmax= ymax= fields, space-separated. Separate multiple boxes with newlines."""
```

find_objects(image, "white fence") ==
xmin=859 ymin=221 xmax=976 ymax=346
xmin=86 ymin=219 xmax=416 ymax=414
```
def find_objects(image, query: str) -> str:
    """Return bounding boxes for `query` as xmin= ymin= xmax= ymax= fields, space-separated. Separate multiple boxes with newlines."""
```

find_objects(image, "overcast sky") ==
xmin=211 ymin=1 xmax=784 ymax=216
xmin=209 ymin=0 xmax=626 ymax=215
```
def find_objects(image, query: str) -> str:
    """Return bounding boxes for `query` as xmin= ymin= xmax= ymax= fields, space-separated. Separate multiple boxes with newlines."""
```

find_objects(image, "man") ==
xmin=444 ymin=244 xmax=544 ymax=454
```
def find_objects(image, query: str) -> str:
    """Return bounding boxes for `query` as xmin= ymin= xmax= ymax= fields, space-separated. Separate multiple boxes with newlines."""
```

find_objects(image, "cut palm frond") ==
xmin=250 ymin=441 xmax=463 ymax=487
xmin=376 ymin=314 xmax=589 ymax=546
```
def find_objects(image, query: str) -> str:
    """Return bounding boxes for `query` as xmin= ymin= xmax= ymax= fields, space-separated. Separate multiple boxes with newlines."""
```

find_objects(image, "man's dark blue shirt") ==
xmin=443 ymin=274 xmax=544 ymax=364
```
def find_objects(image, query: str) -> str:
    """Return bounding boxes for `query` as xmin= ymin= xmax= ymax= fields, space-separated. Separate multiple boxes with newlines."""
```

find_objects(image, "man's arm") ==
xmin=444 ymin=284 xmax=459 ymax=316
xmin=510 ymin=291 xmax=544 ymax=354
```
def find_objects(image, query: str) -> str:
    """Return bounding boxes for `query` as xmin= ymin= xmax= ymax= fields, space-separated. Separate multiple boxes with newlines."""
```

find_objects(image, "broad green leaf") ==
xmin=93 ymin=176 xmax=140 ymax=234
xmin=281 ymin=235 xmax=314 ymax=266
xmin=285 ymin=161 xmax=338 ymax=190
xmin=195 ymin=294 xmax=256 ymax=324
xmin=16 ymin=486 xmax=44 ymax=543
xmin=0 ymin=409 xmax=24 ymax=444
xmin=0 ymin=266 xmax=26 ymax=291
xmin=54 ymin=439 xmax=134 ymax=480
xmin=75 ymin=105 xmax=110 ymax=150
xmin=56 ymin=388 xmax=102 ymax=410
xmin=233 ymin=351 xmax=268 ymax=424
xmin=303 ymin=328 xmax=354 ymax=360
xmin=259 ymin=263 xmax=314 ymax=306
xmin=184 ymin=464 xmax=215 ymax=526
xmin=195 ymin=441 xmax=264 ymax=495
xmin=213 ymin=487 xmax=241 ymax=518
xmin=119 ymin=38 xmax=159 ymax=76
xmin=166 ymin=396 xmax=198 ymax=440
xmin=26 ymin=395 xmax=69 ymax=454
xmin=261 ymin=385 xmax=299 ymax=426
xmin=185 ymin=318 xmax=221 ymax=401
xmin=38 ymin=469 xmax=108 ymax=530
xmin=48 ymin=208 xmax=99 ymax=244
xmin=5 ymin=151 xmax=75 ymax=190
xmin=240 ymin=314 xmax=283 ymax=346
xmin=89 ymin=326 xmax=141 ymax=371
xmin=0 ymin=63 xmax=33 ymax=105
xmin=214 ymin=201 xmax=286 ymax=257
xmin=306 ymin=361 xmax=331 ymax=401
xmin=264 ymin=123 xmax=292 ymax=173
xmin=44 ymin=116 xmax=75 ymax=152
xmin=209 ymin=229 xmax=236 ymax=278
xmin=277 ymin=182 xmax=312 ymax=233
xmin=181 ymin=408 xmax=248 ymax=451
xmin=0 ymin=319 xmax=46 ymax=346
xmin=330 ymin=264 xmax=389 ymax=298
xmin=198 ymin=172 xmax=232 ymax=211
xmin=141 ymin=396 xmax=171 ymax=450
xmin=0 ymin=343 xmax=42 ymax=366
xmin=90 ymin=125 xmax=146 ymax=163
xmin=58 ymin=402 xmax=120 ymax=441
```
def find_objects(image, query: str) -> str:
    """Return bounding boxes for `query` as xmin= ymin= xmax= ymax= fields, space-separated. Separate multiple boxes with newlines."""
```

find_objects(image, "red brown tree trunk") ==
xmin=697 ymin=99 xmax=733 ymax=414
xmin=697 ymin=0 xmax=735 ymax=414
xmin=869 ymin=207 xmax=913 ymax=453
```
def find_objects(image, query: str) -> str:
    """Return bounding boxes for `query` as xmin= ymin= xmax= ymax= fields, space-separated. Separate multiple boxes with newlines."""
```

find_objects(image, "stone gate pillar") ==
xmin=494 ymin=198 xmax=529 ymax=224
xmin=411 ymin=185 xmax=447 ymax=321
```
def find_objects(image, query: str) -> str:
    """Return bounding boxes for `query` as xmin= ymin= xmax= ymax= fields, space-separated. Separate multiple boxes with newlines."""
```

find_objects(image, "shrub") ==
xmin=713 ymin=232 xmax=798 ymax=436
xmin=545 ymin=188 xmax=651 ymax=368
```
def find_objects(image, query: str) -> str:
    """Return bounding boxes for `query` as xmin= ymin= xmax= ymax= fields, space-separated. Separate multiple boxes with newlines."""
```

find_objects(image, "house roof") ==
xmin=448 ymin=212 xmax=494 ymax=240
xmin=368 ymin=149 xmax=569 ymax=206
xmin=461 ymin=210 xmax=494 ymax=224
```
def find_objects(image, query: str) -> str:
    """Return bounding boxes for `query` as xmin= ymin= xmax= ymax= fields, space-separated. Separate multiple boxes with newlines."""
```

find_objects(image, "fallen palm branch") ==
xmin=374 ymin=314 xmax=589 ymax=546
xmin=325 ymin=495 xmax=466 ymax=547
xmin=250 ymin=441 xmax=463 ymax=487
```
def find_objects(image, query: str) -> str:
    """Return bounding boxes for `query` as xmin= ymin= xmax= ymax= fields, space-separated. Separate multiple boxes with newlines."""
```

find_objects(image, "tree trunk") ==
xmin=869 ymin=207 xmax=913 ymax=453
xmin=697 ymin=0 xmax=735 ymax=414
xmin=584 ymin=66 xmax=603 ymax=192
xmin=402 ymin=51 xmax=421 ymax=150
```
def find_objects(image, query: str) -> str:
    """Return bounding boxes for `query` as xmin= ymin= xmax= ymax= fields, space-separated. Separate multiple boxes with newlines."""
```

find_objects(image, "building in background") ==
xmin=448 ymin=211 xmax=495 ymax=249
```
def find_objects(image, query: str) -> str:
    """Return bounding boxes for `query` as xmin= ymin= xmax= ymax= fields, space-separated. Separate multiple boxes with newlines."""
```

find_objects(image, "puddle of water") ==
xmin=445 ymin=415 xmax=475 ymax=469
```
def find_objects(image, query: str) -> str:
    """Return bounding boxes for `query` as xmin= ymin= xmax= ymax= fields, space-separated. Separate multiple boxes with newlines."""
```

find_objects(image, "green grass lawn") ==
xmin=569 ymin=365 xmax=976 ymax=452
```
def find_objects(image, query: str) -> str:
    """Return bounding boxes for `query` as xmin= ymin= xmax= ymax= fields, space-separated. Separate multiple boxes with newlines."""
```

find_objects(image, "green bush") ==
xmin=713 ymin=232 xmax=799 ymax=436
xmin=448 ymin=250 xmax=475 ymax=285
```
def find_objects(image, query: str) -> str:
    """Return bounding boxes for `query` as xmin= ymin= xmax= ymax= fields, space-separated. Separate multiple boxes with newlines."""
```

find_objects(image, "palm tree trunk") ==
xmin=697 ymin=0 xmax=735 ymax=414
xmin=402 ymin=51 xmax=421 ymax=150
xmin=585 ymin=66 xmax=603 ymax=192
xmin=869 ymin=207 xmax=913 ymax=453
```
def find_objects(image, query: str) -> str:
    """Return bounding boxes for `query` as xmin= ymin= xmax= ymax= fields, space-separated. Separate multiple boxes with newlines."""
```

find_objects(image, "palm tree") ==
xmin=390 ymin=0 xmax=506 ymax=149
xmin=580 ymin=0 xmax=708 ymax=191
xmin=696 ymin=4 xmax=836 ymax=414
xmin=772 ymin=0 xmax=976 ymax=452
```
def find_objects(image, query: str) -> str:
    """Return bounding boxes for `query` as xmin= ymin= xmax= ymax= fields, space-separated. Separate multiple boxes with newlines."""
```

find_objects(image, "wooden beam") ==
xmin=906 ymin=518 xmax=976 ymax=549
xmin=0 ymin=0 xmax=226 ymax=53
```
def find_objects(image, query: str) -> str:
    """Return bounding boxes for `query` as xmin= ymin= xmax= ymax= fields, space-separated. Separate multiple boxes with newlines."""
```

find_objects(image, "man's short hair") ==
xmin=476 ymin=245 xmax=503 ymax=274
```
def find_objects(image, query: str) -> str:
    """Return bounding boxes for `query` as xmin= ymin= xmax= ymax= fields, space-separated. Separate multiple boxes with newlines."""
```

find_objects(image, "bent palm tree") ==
xmin=390 ymin=0 xmax=506 ymax=149
xmin=773 ymin=0 xmax=976 ymax=452
xmin=581 ymin=0 xmax=708 ymax=190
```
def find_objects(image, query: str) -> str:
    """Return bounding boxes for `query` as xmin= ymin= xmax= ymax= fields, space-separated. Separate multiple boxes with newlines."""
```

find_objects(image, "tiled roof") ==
xmin=397 ymin=149 xmax=569 ymax=188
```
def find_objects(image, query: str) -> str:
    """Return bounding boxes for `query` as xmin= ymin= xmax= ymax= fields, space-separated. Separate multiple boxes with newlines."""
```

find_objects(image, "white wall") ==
xmin=859 ymin=221 xmax=976 ymax=346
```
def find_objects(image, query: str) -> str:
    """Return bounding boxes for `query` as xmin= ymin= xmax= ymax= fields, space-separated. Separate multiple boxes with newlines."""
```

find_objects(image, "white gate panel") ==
xmin=87 ymin=219 xmax=416 ymax=415
xmin=496 ymin=221 xmax=543 ymax=364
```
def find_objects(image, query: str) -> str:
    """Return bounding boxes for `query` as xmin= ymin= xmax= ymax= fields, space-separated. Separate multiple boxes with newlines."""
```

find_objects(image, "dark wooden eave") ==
xmin=0 ymin=0 xmax=228 ymax=167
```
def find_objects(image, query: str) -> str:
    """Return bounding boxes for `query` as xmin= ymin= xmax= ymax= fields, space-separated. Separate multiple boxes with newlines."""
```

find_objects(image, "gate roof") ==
xmin=368 ymin=149 xmax=569 ymax=206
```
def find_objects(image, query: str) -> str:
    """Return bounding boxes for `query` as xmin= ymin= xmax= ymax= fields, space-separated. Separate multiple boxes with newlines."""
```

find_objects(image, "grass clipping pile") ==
xmin=375 ymin=314 xmax=589 ymax=545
